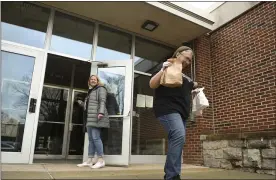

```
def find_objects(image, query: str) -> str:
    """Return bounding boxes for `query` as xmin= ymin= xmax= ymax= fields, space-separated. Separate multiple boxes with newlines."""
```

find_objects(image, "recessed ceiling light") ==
xmin=141 ymin=20 xmax=159 ymax=32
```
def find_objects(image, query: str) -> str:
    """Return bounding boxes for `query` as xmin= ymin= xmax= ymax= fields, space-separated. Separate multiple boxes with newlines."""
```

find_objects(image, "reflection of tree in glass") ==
xmin=10 ymin=72 xmax=66 ymax=124
xmin=99 ymin=71 xmax=125 ymax=115
xmin=11 ymin=75 xmax=32 ymax=110
xmin=39 ymin=88 xmax=66 ymax=123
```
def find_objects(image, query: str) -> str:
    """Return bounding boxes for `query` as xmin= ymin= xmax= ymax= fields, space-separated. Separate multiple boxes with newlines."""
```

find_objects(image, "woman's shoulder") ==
xmin=97 ymin=86 xmax=108 ymax=92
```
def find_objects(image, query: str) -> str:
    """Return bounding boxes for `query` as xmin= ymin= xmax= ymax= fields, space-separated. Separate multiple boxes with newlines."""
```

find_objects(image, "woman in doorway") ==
xmin=149 ymin=46 xmax=198 ymax=180
xmin=77 ymin=75 xmax=109 ymax=169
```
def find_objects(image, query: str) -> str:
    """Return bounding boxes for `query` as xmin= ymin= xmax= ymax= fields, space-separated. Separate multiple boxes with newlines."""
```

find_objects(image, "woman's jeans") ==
xmin=87 ymin=127 xmax=104 ymax=158
xmin=158 ymin=113 xmax=186 ymax=180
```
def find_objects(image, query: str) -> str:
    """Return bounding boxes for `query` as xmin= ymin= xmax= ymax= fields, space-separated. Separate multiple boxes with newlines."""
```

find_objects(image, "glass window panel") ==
xmin=72 ymin=92 xmax=87 ymax=124
xmin=96 ymin=25 xmax=131 ymax=61
xmin=44 ymin=54 xmax=73 ymax=87
xmin=98 ymin=67 xmax=125 ymax=115
xmin=50 ymin=11 xmax=94 ymax=59
xmin=34 ymin=122 xmax=64 ymax=155
xmin=68 ymin=91 xmax=86 ymax=155
xmin=1 ymin=2 xmax=50 ymax=48
xmin=68 ymin=125 xmax=84 ymax=155
xmin=135 ymin=37 xmax=174 ymax=73
xmin=102 ymin=117 xmax=123 ymax=155
xmin=73 ymin=61 xmax=91 ymax=89
xmin=39 ymin=87 xmax=68 ymax=123
xmin=2 ymin=81 xmax=30 ymax=111
xmin=131 ymin=74 xmax=168 ymax=155
xmin=1 ymin=51 xmax=35 ymax=152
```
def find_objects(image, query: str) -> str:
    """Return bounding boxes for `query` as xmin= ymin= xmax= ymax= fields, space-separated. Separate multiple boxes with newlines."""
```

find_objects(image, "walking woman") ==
xmin=149 ymin=46 xmax=198 ymax=180
xmin=77 ymin=75 xmax=109 ymax=169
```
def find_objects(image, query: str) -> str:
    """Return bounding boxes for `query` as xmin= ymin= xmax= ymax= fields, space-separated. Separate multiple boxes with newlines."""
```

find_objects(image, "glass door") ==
xmin=34 ymin=85 xmax=69 ymax=159
xmin=1 ymin=42 xmax=46 ymax=163
xmin=66 ymin=89 xmax=87 ymax=159
xmin=82 ymin=60 xmax=133 ymax=166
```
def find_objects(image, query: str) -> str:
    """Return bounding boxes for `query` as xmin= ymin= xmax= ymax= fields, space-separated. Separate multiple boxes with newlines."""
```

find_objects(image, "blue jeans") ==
xmin=158 ymin=113 xmax=186 ymax=180
xmin=87 ymin=127 xmax=104 ymax=158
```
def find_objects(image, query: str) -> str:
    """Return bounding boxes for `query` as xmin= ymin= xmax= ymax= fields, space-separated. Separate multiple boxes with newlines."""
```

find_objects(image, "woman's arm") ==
xmin=98 ymin=87 xmax=107 ymax=114
xmin=149 ymin=70 xmax=163 ymax=89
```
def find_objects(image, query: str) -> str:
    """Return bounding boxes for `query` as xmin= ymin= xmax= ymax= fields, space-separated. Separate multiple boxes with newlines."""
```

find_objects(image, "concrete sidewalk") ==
xmin=2 ymin=163 xmax=275 ymax=179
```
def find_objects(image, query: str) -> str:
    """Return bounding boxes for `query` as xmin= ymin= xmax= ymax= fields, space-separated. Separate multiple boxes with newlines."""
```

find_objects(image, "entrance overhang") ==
xmin=40 ymin=1 xmax=214 ymax=46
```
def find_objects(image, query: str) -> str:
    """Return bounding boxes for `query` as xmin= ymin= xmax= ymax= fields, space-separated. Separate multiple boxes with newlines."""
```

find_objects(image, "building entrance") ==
xmin=34 ymin=54 xmax=133 ymax=166
xmin=34 ymin=54 xmax=91 ymax=159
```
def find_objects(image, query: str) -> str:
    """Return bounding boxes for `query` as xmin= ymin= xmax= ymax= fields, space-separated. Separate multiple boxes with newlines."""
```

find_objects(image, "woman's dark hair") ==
xmin=172 ymin=46 xmax=193 ymax=58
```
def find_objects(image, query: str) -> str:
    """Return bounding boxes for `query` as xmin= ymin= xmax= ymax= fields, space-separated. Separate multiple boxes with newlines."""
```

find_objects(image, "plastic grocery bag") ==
xmin=192 ymin=87 xmax=209 ymax=116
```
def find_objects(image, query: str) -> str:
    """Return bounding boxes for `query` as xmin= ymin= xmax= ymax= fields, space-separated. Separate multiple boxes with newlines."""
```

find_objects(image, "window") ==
xmin=134 ymin=37 xmax=174 ymax=73
xmin=51 ymin=11 xmax=95 ymax=59
xmin=1 ymin=2 xmax=50 ymax=48
xmin=96 ymin=25 xmax=132 ymax=61
xmin=1 ymin=51 xmax=35 ymax=152
xmin=44 ymin=54 xmax=73 ymax=87
xmin=131 ymin=74 xmax=167 ymax=155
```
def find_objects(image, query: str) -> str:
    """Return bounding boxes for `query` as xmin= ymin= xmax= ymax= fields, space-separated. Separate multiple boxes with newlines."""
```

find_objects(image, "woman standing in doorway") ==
xmin=149 ymin=46 xmax=198 ymax=180
xmin=77 ymin=75 xmax=109 ymax=169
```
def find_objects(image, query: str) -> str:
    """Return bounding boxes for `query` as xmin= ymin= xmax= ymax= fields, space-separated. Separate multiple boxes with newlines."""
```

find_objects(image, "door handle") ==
xmin=69 ymin=123 xmax=73 ymax=131
xmin=29 ymin=98 xmax=37 ymax=113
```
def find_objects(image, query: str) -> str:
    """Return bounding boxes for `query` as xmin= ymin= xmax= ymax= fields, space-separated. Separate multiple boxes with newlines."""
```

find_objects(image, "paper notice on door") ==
xmin=136 ymin=94 xmax=146 ymax=107
xmin=146 ymin=95 xmax=153 ymax=108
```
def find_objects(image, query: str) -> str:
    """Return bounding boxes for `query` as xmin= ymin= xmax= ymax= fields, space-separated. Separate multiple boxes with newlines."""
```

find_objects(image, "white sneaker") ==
xmin=77 ymin=158 xmax=97 ymax=167
xmin=91 ymin=160 xmax=105 ymax=169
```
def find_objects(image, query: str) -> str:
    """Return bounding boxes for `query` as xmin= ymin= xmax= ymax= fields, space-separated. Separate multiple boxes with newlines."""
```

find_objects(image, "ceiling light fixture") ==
xmin=141 ymin=20 xmax=159 ymax=32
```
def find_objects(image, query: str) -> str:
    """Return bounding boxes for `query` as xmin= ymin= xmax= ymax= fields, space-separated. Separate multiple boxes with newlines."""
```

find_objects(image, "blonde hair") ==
xmin=172 ymin=46 xmax=193 ymax=58
xmin=88 ymin=75 xmax=104 ymax=87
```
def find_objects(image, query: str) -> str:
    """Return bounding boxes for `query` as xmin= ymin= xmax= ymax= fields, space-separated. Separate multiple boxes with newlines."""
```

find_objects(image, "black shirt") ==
xmin=152 ymin=71 xmax=194 ymax=120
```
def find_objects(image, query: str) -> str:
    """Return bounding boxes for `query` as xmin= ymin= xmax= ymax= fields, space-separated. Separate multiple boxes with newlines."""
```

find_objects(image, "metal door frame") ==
xmin=82 ymin=60 xmax=133 ymax=166
xmin=1 ymin=41 xmax=46 ymax=164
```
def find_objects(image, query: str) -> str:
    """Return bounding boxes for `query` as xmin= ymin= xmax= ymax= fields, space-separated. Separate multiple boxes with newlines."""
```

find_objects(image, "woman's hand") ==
xmin=77 ymin=100 xmax=83 ymax=105
xmin=149 ymin=60 xmax=173 ymax=89
xmin=161 ymin=61 xmax=172 ymax=72
xmin=98 ymin=113 xmax=104 ymax=120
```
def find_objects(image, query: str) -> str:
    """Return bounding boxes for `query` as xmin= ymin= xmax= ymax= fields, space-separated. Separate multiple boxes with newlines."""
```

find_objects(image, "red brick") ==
xmin=183 ymin=2 xmax=276 ymax=164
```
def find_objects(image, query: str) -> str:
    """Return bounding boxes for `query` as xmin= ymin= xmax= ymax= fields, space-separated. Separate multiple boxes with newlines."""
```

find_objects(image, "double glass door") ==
xmin=34 ymin=86 xmax=87 ymax=159
xmin=34 ymin=59 xmax=133 ymax=166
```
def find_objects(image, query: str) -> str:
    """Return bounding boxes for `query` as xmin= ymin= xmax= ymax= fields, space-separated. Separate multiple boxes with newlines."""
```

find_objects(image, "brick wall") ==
xmin=184 ymin=2 xmax=276 ymax=164
xmin=211 ymin=1 xmax=275 ymax=133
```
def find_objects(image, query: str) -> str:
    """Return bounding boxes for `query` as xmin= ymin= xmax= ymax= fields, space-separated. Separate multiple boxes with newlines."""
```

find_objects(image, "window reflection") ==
xmin=39 ymin=87 xmax=68 ymax=123
xmin=51 ymin=11 xmax=94 ymax=59
xmin=35 ymin=122 xmax=64 ymax=155
xmin=102 ymin=118 xmax=123 ymax=155
xmin=68 ymin=91 xmax=87 ymax=155
xmin=96 ymin=25 xmax=131 ymax=61
xmin=131 ymin=74 xmax=168 ymax=155
xmin=1 ymin=51 xmax=35 ymax=152
xmin=35 ymin=86 xmax=68 ymax=155
xmin=135 ymin=37 xmax=174 ymax=73
xmin=98 ymin=67 xmax=125 ymax=115
xmin=1 ymin=2 xmax=50 ymax=48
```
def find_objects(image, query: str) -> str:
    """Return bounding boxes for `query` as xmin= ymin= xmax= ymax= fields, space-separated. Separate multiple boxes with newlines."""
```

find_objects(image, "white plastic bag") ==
xmin=192 ymin=87 xmax=209 ymax=116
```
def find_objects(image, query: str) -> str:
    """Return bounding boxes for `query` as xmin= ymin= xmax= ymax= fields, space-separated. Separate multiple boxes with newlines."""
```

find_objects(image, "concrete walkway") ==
xmin=2 ymin=163 xmax=275 ymax=179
